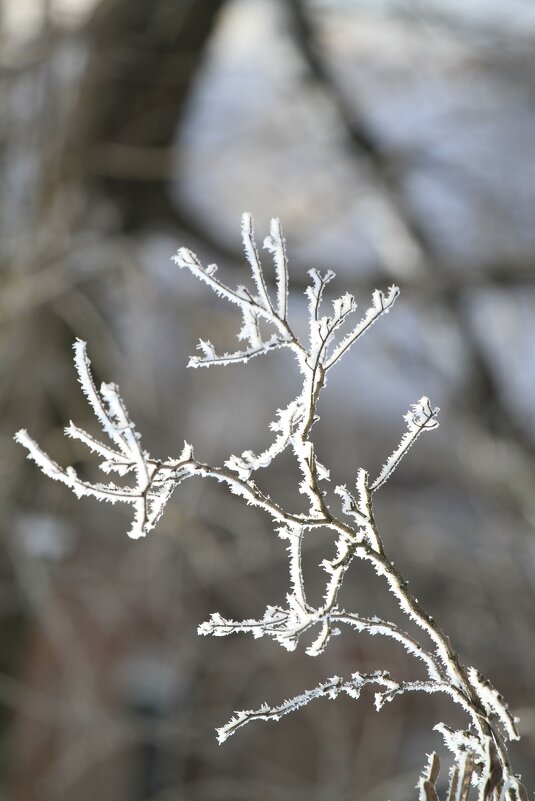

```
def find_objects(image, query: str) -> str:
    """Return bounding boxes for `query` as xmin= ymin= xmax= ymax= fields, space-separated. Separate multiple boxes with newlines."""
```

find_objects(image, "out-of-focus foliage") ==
xmin=1 ymin=1 xmax=535 ymax=799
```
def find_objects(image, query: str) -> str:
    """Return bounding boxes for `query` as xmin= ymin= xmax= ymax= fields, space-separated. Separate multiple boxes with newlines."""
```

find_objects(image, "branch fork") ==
xmin=16 ymin=214 xmax=526 ymax=797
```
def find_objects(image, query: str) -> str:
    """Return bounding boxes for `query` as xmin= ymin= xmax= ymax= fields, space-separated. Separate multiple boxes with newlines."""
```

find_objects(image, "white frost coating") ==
xmin=320 ymin=534 xmax=355 ymax=613
xmin=174 ymin=219 xmax=298 ymax=371
xmin=216 ymin=671 xmax=393 ymax=743
xmin=278 ymin=524 xmax=307 ymax=611
xmin=198 ymin=607 xmax=305 ymax=651
xmin=15 ymin=341 xmax=182 ymax=539
xmin=173 ymin=248 xmax=250 ymax=309
xmin=325 ymin=285 xmax=399 ymax=370
xmin=434 ymin=723 xmax=486 ymax=763
xmin=373 ymin=677 xmax=473 ymax=713
xmin=309 ymin=291 xmax=358 ymax=360
xmin=189 ymin=334 xmax=284 ymax=369
xmin=334 ymin=484 xmax=367 ymax=525
xmin=334 ymin=612 xmax=442 ymax=681
xmin=416 ymin=752 xmax=440 ymax=801
xmin=241 ymin=212 xmax=273 ymax=312
xmin=263 ymin=217 xmax=288 ymax=320
xmin=370 ymin=397 xmax=439 ymax=492
xmin=65 ymin=422 xmax=124 ymax=465
xmin=467 ymin=667 xmax=520 ymax=741
xmin=362 ymin=549 xmax=470 ymax=694
xmin=500 ymin=776 xmax=529 ymax=801
xmin=306 ymin=619 xmax=333 ymax=656
xmin=306 ymin=268 xmax=335 ymax=328
xmin=225 ymin=400 xmax=303 ymax=480
xmin=354 ymin=468 xmax=382 ymax=551
xmin=72 ymin=339 xmax=127 ymax=451
xmin=238 ymin=303 xmax=263 ymax=349
xmin=16 ymin=215 xmax=525 ymax=796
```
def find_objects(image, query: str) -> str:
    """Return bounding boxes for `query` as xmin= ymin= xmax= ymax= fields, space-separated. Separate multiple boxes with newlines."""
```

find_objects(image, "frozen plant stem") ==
xmin=16 ymin=214 xmax=526 ymax=798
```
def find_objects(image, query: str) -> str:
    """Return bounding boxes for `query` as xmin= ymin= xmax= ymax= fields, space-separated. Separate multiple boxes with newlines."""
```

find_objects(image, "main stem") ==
xmin=295 ymin=360 xmax=511 ymax=776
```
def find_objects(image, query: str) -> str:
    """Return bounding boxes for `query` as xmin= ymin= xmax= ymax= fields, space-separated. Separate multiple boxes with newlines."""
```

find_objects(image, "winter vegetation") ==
xmin=15 ymin=215 xmax=528 ymax=799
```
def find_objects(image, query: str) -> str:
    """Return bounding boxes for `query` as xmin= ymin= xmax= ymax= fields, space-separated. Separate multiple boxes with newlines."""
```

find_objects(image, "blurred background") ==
xmin=1 ymin=0 xmax=535 ymax=798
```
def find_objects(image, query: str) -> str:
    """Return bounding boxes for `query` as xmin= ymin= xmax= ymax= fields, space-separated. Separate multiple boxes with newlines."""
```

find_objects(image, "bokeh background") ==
xmin=1 ymin=1 xmax=535 ymax=799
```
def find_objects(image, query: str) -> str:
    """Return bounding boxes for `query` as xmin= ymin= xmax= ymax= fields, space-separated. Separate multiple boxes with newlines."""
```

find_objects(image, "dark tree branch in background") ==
xmin=60 ymin=0 xmax=535 ymax=302
xmin=286 ymin=0 xmax=439 ymax=263
xmin=286 ymin=0 xmax=535 ymax=462
xmin=65 ymin=0 xmax=227 ymax=230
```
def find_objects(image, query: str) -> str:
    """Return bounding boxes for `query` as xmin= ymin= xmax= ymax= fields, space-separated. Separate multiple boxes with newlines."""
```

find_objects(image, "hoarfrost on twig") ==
xmin=15 ymin=215 xmax=526 ymax=797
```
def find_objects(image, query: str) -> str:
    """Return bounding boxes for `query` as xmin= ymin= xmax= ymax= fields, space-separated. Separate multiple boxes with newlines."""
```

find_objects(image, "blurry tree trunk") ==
xmin=63 ymin=0 xmax=226 ymax=230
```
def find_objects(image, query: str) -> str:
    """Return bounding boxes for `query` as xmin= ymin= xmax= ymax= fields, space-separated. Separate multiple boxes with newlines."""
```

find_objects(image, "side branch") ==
xmin=216 ymin=671 xmax=397 ymax=744
xmin=370 ymin=397 xmax=439 ymax=491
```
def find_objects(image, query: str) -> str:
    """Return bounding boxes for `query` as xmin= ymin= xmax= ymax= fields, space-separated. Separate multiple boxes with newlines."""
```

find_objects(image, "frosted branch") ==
xmin=306 ymin=268 xmax=335 ymax=325
xmin=370 ymin=396 xmax=440 ymax=491
xmin=263 ymin=217 xmax=288 ymax=320
xmin=16 ymin=214 xmax=526 ymax=797
xmin=225 ymin=400 xmax=303 ymax=480
xmin=216 ymin=671 xmax=395 ymax=744
xmin=188 ymin=335 xmax=285 ymax=369
xmin=325 ymin=285 xmax=400 ymax=370
xmin=241 ymin=212 xmax=273 ymax=312
xmin=333 ymin=611 xmax=442 ymax=681
xmin=467 ymin=667 xmax=519 ymax=741
xmin=15 ymin=341 xmax=183 ymax=539
xmin=198 ymin=603 xmax=315 ymax=653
